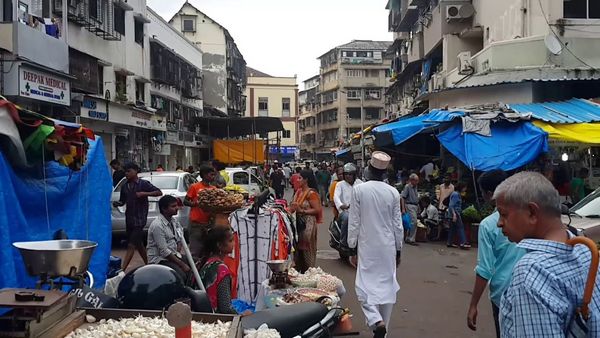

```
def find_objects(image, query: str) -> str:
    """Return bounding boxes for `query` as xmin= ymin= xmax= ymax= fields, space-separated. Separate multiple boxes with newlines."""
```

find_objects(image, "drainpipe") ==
xmin=61 ymin=0 xmax=68 ymax=44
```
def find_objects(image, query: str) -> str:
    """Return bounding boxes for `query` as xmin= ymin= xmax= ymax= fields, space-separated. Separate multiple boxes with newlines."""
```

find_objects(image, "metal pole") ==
xmin=360 ymin=88 xmax=365 ymax=167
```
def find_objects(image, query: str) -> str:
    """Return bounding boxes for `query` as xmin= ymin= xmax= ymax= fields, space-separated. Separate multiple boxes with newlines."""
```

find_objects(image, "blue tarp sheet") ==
xmin=372 ymin=110 xmax=464 ymax=146
xmin=335 ymin=148 xmax=350 ymax=157
xmin=0 ymin=138 xmax=112 ymax=289
xmin=437 ymin=121 xmax=548 ymax=171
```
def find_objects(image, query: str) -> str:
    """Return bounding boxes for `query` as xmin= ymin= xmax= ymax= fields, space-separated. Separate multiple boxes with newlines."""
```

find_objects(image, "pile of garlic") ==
xmin=65 ymin=316 xmax=231 ymax=338
xmin=243 ymin=324 xmax=281 ymax=338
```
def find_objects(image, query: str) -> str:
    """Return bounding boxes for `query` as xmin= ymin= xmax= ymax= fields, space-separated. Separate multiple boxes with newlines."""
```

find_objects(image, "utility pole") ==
xmin=360 ymin=88 xmax=365 ymax=167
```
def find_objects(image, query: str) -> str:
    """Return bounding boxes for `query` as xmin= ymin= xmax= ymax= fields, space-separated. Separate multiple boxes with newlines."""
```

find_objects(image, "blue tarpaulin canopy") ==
xmin=437 ymin=121 xmax=549 ymax=171
xmin=335 ymin=148 xmax=351 ymax=157
xmin=372 ymin=110 xmax=464 ymax=146
xmin=0 ymin=138 xmax=112 ymax=289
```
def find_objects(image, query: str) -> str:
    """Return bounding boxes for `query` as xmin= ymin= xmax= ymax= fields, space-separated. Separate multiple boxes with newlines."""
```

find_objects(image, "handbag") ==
xmin=296 ymin=214 xmax=307 ymax=234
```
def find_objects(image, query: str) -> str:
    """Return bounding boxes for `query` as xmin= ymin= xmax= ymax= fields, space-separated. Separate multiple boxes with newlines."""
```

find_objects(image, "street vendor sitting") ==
xmin=199 ymin=225 xmax=252 ymax=316
xmin=147 ymin=195 xmax=191 ymax=283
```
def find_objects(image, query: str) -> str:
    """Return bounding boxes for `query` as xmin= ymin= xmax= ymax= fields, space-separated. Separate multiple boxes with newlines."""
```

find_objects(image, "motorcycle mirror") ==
xmin=561 ymin=204 xmax=570 ymax=215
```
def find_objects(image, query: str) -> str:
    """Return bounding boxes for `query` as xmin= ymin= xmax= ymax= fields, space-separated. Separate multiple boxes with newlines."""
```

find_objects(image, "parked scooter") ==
xmin=329 ymin=211 xmax=356 ymax=260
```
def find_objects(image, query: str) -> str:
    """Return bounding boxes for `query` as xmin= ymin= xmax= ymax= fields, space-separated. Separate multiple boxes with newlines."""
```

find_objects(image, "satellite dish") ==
xmin=544 ymin=34 xmax=563 ymax=55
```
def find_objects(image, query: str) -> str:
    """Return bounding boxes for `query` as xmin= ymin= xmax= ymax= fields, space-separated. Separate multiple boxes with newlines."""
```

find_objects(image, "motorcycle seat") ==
xmin=242 ymin=302 xmax=329 ymax=338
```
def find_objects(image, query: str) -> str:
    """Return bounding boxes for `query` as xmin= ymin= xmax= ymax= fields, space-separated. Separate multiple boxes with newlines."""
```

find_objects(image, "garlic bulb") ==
xmin=244 ymin=324 xmax=281 ymax=338
xmin=66 ymin=316 xmax=231 ymax=338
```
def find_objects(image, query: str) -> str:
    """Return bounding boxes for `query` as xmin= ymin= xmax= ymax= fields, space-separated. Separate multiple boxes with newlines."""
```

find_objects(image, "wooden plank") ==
xmin=38 ymin=310 xmax=85 ymax=338
xmin=0 ymin=289 xmax=68 ymax=310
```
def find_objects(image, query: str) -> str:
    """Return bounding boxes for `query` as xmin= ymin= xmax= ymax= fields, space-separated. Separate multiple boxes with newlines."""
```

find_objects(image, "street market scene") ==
xmin=1 ymin=0 xmax=600 ymax=337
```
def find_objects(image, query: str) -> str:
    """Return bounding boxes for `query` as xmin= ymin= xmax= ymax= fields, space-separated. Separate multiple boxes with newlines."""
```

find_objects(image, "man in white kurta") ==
xmin=348 ymin=152 xmax=403 ymax=338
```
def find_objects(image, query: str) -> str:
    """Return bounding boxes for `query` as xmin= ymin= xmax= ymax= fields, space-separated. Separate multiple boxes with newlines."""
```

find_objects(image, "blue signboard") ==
xmin=269 ymin=146 xmax=297 ymax=154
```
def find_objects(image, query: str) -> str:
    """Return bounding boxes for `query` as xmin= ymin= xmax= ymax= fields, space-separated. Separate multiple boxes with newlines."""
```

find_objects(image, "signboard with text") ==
xmin=19 ymin=66 xmax=70 ymax=106
xmin=81 ymin=97 xmax=108 ymax=121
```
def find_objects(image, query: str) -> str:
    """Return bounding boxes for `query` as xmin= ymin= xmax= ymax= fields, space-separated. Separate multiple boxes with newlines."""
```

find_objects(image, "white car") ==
xmin=197 ymin=168 xmax=271 ymax=196
xmin=111 ymin=171 xmax=197 ymax=236
xmin=566 ymin=187 xmax=600 ymax=242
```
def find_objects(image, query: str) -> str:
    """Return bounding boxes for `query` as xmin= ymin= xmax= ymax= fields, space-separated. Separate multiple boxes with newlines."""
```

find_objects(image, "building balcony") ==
xmin=407 ymin=31 xmax=424 ymax=64
xmin=320 ymin=63 xmax=338 ymax=75
xmin=0 ymin=22 xmax=69 ymax=73
xmin=321 ymin=80 xmax=339 ymax=92
xmin=442 ymin=34 xmax=600 ymax=91
xmin=342 ymin=77 xmax=388 ymax=89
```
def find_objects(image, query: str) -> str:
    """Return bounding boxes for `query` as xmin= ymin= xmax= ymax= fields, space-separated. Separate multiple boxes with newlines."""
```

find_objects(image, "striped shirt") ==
xmin=500 ymin=237 xmax=600 ymax=337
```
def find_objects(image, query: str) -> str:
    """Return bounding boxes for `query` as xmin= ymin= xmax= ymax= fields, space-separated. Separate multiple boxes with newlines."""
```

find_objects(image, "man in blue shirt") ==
xmin=467 ymin=170 xmax=525 ymax=337
xmin=494 ymin=172 xmax=600 ymax=337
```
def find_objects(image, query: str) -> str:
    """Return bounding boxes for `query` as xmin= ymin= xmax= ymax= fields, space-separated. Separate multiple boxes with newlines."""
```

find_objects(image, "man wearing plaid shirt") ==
xmin=493 ymin=172 xmax=600 ymax=337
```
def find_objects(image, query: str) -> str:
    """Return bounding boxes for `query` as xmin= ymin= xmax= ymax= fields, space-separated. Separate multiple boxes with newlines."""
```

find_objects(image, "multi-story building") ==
xmin=147 ymin=7 xmax=205 ymax=169
xmin=245 ymin=67 xmax=298 ymax=162
xmin=298 ymin=75 xmax=320 ymax=159
xmin=170 ymin=2 xmax=247 ymax=117
xmin=314 ymin=40 xmax=392 ymax=159
xmin=0 ymin=0 xmax=72 ymax=121
xmin=386 ymin=0 xmax=600 ymax=116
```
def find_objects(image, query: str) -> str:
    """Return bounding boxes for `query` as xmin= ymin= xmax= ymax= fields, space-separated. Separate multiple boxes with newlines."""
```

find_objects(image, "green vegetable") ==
xmin=462 ymin=205 xmax=481 ymax=222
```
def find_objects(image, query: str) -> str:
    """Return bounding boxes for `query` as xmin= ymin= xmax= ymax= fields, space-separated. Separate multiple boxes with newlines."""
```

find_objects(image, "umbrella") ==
xmin=567 ymin=237 xmax=599 ymax=337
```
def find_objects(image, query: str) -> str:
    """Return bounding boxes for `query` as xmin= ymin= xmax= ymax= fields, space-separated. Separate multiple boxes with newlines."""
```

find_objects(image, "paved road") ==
xmin=112 ymin=187 xmax=496 ymax=337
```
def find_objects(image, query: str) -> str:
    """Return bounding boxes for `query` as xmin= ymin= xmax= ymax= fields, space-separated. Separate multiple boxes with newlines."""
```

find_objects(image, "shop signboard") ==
xmin=81 ymin=98 xmax=108 ymax=121
xmin=130 ymin=110 xmax=151 ymax=128
xmin=154 ymin=144 xmax=171 ymax=156
xmin=269 ymin=146 xmax=297 ymax=154
xmin=19 ymin=66 xmax=70 ymax=106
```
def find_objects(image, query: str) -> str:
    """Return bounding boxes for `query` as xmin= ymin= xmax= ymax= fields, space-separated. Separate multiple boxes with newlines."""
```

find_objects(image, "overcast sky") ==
xmin=147 ymin=0 xmax=392 ymax=88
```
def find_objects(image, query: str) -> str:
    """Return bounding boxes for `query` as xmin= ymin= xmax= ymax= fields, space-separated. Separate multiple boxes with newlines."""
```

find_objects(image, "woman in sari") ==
xmin=198 ymin=225 xmax=250 ymax=315
xmin=290 ymin=170 xmax=323 ymax=272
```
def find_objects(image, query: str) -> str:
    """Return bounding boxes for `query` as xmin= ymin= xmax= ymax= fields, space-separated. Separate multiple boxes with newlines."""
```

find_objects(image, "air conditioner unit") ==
xmin=457 ymin=51 xmax=473 ymax=75
xmin=446 ymin=4 xmax=475 ymax=21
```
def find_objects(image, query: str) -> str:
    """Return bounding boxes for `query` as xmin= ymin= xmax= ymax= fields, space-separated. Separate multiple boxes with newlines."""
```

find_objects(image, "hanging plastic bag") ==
xmin=402 ymin=213 xmax=413 ymax=232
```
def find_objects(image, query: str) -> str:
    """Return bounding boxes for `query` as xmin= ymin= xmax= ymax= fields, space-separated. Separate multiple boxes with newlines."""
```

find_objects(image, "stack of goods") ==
xmin=66 ymin=316 xmax=232 ymax=338
xmin=0 ymin=98 xmax=95 ymax=170
xmin=289 ymin=267 xmax=343 ymax=292
xmin=198 ymin=189 xmax=245 ymax=212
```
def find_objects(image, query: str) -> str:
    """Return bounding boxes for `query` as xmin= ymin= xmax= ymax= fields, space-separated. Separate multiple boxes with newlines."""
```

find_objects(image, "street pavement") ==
xmin=112 ymin=187 xmax=496 ymax=337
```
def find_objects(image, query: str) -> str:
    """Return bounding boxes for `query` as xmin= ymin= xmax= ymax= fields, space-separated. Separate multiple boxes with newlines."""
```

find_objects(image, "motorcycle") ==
xmin=328 ymin=211 xmax=356 ymax=260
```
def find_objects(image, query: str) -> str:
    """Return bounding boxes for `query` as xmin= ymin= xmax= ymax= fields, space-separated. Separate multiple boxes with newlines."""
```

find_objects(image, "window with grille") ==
xmin=283 ymin=130 xmax=291 ymax=138
xmin=182 ymin=16 xmax=196 ymax=32
xmin=564 ymin=0 xmax=600 ymax=19
xmin=134 ymin=19 xmax=144 ymax=46
xmin=114 ymin=5 xmax=125 ymax=35
xmin=258 ymin=97 xmax=268 ymax=116
xmin=282 ymin=98 xmax=291 ymax=117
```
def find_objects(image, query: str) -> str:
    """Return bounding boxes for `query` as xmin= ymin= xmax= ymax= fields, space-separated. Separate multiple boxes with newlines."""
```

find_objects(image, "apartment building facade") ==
xmin=147 ymin=7 xmax=205 ymax=169
xmin=298 ymin=75 xmax=320 ymax=159
xmin=170 ymin=2 xmax=247 ymax=117
xmin=314 ymin=40 xmax=392 ymax=159
xmin=386 ymin=0 xmax=600 ymax=116
xmin=245 ymin=67 xmax=298 ymax=162
xmin=0 ymin=0 xmax=212 ymax=169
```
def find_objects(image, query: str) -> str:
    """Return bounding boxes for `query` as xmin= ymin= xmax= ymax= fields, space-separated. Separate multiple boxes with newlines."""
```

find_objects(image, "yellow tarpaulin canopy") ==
xmin=213 ymin=140 xmax=265 ymax=164
xmin=533 ymin=121 xmax=600 ymax=144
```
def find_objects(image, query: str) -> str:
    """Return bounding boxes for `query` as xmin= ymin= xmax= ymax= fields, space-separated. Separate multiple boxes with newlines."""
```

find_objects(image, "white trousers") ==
xmin=361 ymin=302 xmax=394 ymax=331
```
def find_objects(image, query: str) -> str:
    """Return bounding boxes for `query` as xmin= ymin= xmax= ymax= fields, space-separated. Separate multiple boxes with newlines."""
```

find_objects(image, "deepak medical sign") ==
xmin=19 ymin=66 xmax=70 ymax=106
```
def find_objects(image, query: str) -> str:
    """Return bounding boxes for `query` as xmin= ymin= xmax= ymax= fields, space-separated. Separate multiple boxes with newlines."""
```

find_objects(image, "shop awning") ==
xmin=533 ymin=121 xmax=600 ymax=144
xmin=194 ymin=116 xmax=284 ymax=138
xmin=335 ymin=148 xmax=351 ymax=157
xmin=509 ymin=98 xmax=600 ymax=123
xmin=437 ymin=121 xmax=548 ymax=171
xmin=372 ymin=109 xmax=464 ymax=146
